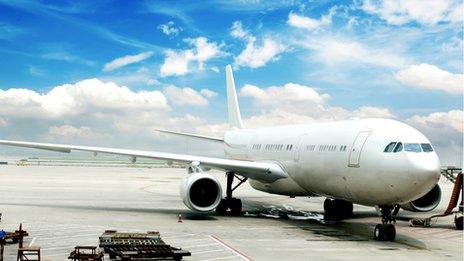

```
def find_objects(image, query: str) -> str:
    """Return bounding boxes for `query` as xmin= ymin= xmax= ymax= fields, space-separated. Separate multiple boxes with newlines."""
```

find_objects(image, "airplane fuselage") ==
xmin=224 ymin=118 xmax=441 ymax=207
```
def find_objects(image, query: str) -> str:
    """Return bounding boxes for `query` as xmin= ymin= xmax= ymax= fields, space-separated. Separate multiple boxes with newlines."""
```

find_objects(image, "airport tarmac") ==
xmin=0 ymin=164 xmax=462 ymax=261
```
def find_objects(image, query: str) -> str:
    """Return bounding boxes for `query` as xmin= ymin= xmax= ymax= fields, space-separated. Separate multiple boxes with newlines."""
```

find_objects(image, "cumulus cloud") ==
xmin=49 ymin=125 xmax=93 ymax=139
xmin=287 ymin=11 xmax=333 ymax=31
xmin=103 ymin=51 xmax=154 ymax=72
xmin=238 ymin=83 xmax=394 ymax=127
xmin=395 ymin=64 xmax=463 ymax=94
xmin=160 ymin=37 xmax=223 ymax=77
xmin=101 ymin=67 xmax=160 ymax=86
xmin=361 ymin=0 xmax=463 ymax=25
xmin=163 ymin=85 xmax=209 ymax=106
xmin=231 ymin=21 xmax=286 ymax=68
xmin=407 ymin=110 xmax=463 ymax=166
xmin=200 ymin=89 xmax=217 ymax=98
xmin=240 ymin=83 xmax=329 ymax=105
xmin=157 ymin=21 xmax=182 ymax=36
xmin=0 ymin=78 xmax=168 ymax=118
xmin=302 ymin=38 xmax=406 ymax=68
xmin=0 ymin=118 xmax=7 ymax=127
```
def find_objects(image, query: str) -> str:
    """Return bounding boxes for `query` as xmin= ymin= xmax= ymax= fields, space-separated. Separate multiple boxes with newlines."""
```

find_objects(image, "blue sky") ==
xmin=0 ymin=0 xmax=462 ymax=165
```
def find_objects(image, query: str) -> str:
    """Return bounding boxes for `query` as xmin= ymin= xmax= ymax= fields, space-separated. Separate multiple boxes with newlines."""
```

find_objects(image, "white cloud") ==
xmin=302 ymin=38 xmax=406 ymax=68
xmin=351 ymin=106 xmax=395 ymax=119
xmin=287 ymin=11 xmax=333 ymax=31
xmin=240 ymin=83 xmax=329 ymax=105
xmin=163 ymin=85 xmax=209 ymax=106
xmin=231 ymin=21 xmax=286 ymax=68
xmin=160 ymin=37 xmax=223 ymax=77
xmin=200 ymin=88 xmax=217 ymax=98
xmin=157 ymin=21 xmax=182 ymax=36
xmin=28 ymin=66 xmax=44 ymax=77
xmin=42 ymin=52 xmax=94 ymax=66
xmin=238 ymin=83 xmax=394 ymax=125
xmin=361 ymin=0 xmax=463 ymax=25
xmin=100 ymin=67 xmax=160 ymax=86
xmin=49 ymin=125 xmax=93 ymax=139
xmin=0 ymin=118 xmax=7 ymax=127
xmin=210 ymin=66 xmax=220 ymax=73
xmin=395 ymin=64 xmax=463 ymax=94
xmin=407 ymin=110 xmax=463 ymax=166
xmin=0 ymin=78 xmax=168 ymax=118
xmin=103 ymin=51 xmax=153 ymax=72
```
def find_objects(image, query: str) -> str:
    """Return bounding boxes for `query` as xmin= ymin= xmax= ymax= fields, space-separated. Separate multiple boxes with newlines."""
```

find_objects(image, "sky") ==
xmin=0 ymin=0 xmax=462 ymax=166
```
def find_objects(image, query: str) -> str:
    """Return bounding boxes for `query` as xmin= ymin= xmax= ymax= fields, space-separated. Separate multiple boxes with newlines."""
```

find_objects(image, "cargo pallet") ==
xmin=68 ymin=246 xmax=104 ymax=261
xmin=99 ymin=230 xmax=191 ymax=261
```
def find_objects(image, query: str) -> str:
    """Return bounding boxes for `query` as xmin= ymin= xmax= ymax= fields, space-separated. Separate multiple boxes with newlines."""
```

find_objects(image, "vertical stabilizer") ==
xmin=225 ymin=65 xmax=244 ymax=129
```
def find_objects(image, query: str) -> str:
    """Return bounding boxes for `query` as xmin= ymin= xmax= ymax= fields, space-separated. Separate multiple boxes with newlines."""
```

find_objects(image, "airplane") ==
xmin=0 ymin=65 xmax=442 ymax=242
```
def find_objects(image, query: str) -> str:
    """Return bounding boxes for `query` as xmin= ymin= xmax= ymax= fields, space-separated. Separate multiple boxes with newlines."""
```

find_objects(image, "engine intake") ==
xmin=180 ymin=173 xmax=222 ymax=212
xmin=401 ymin=184 xmax=442 ymax=212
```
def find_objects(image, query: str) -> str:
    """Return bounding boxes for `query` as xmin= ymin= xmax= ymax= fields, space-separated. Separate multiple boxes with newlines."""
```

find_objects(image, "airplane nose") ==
xmin=409 ymin=153 xmax=441 ymax=184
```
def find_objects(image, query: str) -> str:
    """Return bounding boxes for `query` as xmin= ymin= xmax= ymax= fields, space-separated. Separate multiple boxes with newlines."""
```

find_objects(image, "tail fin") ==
xmin=225 ymin=65 xmax=244 ymax=129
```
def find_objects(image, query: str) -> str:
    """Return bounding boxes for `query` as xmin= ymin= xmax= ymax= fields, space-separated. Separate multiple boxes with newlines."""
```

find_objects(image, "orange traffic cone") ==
xmin=177 ymin=214 xmax=183 ymax=223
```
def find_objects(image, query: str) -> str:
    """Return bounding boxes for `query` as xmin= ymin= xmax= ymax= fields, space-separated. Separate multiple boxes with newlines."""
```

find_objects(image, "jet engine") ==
xmin=401 ymin=184 xmax=442 ymax=212
xmin=180 ymin=173 xmax=223 ymax=212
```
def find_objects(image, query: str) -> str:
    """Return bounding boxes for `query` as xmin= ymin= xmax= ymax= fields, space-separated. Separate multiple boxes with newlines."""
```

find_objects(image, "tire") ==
xmin=231 ymin=198 xmax=242 ymax=215
xmin=385 ymin=224 xmax=396 ymax=241
xmin=324 ymin=199 xmax=335 ymax=220
xmin=216 ymin=199 xmax=227 ymax=215
xmin=374 ymin=224 xmax=385 ymax=241
xmin=455 ymin=216 xmax=463 ymax=230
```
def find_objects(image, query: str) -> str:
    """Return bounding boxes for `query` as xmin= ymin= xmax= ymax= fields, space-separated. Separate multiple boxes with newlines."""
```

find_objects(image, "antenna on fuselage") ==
xmin=225 ymin=65 xmax=244 ymax=129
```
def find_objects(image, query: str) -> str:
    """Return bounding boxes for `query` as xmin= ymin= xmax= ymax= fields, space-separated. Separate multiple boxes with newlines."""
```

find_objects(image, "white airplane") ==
xmin=0 ymin=65 xmax=442 ymax=241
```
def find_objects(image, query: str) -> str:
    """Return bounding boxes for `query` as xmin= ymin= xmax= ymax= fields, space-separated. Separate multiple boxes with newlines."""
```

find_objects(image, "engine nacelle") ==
xmin=401 ymin=184 xmax=442 ymax=212
xmin=180 ymin=173 xmax=222 ymax=212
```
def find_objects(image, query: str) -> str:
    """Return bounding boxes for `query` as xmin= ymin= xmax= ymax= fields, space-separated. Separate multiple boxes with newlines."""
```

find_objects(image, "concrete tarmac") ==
xmin=0 ymin=165 xmax=462 ymax=260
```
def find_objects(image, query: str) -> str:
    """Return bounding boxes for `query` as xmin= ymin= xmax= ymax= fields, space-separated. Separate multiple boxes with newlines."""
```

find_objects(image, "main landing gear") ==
xmin=216 ymin=172 xmax=247 ymax=216
xmin=374 ymin=206 xmax=397 ymax=241
xmin=323 ymin=198 xmax=353 ymax=221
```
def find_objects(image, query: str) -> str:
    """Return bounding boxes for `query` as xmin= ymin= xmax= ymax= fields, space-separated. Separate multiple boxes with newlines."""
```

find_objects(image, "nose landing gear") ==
xmin=374 ymin=206 xmax=396 ymax=241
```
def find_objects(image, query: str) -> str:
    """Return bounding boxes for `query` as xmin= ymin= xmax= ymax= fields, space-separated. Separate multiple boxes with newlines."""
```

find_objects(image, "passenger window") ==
xmin=421 ymin=143 xmax=433 ymax=152
xmin=383 ymin=142 xmax=397 ymax=152
xmin=393 ymin=142 xmax=403 ymax=152
xmin=404 ymin=143 xmax=422 ymax=152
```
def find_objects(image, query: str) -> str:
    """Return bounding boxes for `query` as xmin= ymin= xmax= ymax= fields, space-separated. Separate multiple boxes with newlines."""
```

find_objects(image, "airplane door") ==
xmin=294 ymin=134 xmax=308 ymax=162
xmin=348 ymin=131 xmax=371 ymax=167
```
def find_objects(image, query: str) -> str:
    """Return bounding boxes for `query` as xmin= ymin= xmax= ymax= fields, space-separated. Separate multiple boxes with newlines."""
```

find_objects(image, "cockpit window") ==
xmin=383 ymin=142 xmax=397 ymax=152
xmin=393 ymin=142 xmax=403 ymax=152
xmin=421 ymin=143 xmax=434 ymax=152
xmin=404 ymin=143 xmax=422 ymax=152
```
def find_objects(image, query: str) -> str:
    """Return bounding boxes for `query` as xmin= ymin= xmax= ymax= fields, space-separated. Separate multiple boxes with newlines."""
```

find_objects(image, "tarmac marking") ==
xmin=202 ymin=255 xmax=241 ymax=261
xmin=163 ymin=233 xmax=197 ymax=239
xmin=194 ymin=249 xmax=228 ymax=255
xmin=28 ymin=237 xmax=36 ymax=247
xmin=209 ymin=235 xmax=253 ymax=261
xmin=183 ymin=243 xmax=220 ymax=248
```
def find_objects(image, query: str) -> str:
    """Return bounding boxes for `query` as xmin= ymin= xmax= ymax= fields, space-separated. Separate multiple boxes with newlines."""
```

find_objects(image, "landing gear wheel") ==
xmin=455 ymin=216 xmax=463 ymax=230
xmin=216 ymin=172 xmax=246 ymax=216
xmin=374 ymin=224 xmax=385 ymax=241
xmin=215 ymin=198 xmax=242 ymax=215
xmin=374 ymin=206 xmax=396 ymax=241
xmin=216 ymin=199 xmax=227 ymax=215
xmin=323 ymin=198 xmax=353 ymax=220
xmin=323 ymin=198 xmax=336 ymax=220
xmin=230 ymin=198 xmax=242 ymax=215
xmin=385 ymin=224 xmax=396 ymax=241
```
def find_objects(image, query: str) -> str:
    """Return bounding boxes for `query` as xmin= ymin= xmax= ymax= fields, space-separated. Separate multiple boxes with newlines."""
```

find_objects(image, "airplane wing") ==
xmin=0 ymin=140 xmax=287 ymax=183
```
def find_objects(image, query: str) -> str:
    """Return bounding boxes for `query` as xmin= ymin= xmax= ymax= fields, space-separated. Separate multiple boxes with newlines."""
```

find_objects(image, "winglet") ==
xmin=225 ymin=65 xmax=244 ymax=129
